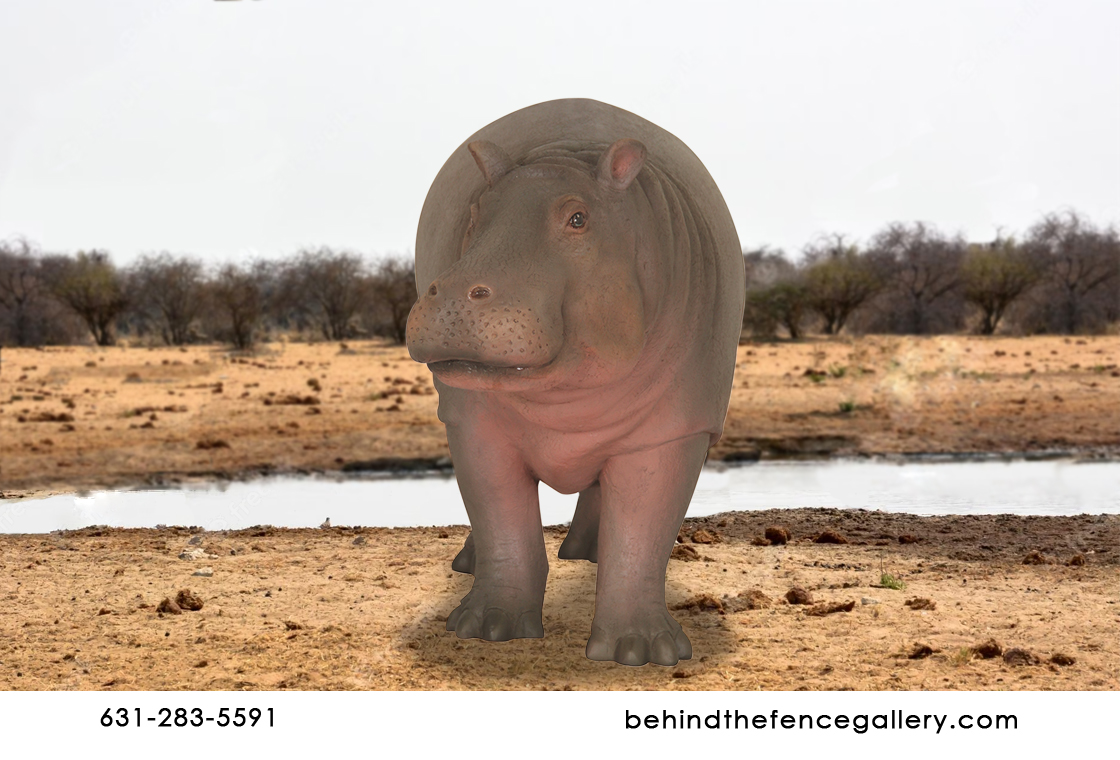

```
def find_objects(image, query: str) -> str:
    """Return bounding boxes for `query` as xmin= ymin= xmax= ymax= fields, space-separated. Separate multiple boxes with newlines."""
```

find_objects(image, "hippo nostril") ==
xmin=428 ymin=283 xmax=438 ymax=297
xmin=468 ymin=286 xmax=492 ymax=301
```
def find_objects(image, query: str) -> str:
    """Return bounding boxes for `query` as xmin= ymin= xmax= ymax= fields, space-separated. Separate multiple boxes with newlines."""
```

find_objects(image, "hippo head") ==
xmin=407 ymin=138 xmax=654 ymax=393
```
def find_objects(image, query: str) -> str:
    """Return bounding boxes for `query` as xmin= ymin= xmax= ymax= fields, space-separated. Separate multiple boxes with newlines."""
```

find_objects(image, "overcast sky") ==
xmin=1 ymin=0 xmax=1117 ymax=265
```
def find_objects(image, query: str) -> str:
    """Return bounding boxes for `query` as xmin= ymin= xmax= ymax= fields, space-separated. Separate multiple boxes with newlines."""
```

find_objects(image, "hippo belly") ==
xmin=407 ymin=98 xmax=745 ymax=666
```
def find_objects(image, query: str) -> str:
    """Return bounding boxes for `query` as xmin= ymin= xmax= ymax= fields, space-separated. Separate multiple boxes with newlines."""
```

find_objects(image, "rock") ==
xmin=1022 ymin=550 xmax=1048 ymax=565
xmin=671 ymin=544 xmax=701 ymax=562
xmin=175 ymin=589 xmax=204 ymax=611
xmin=195 ymin=438 xmax=230 ymax=450
xmin=725 ymin=589 xmax=772 ymax=611
xmin=438 ymin=531 xmax=450 ymax=539
xmin=904 ymin=597 xmax=936 ymax=611
xmin=97 ymin=607 xmax=112 ymax=616
xmin=897 ymin=534 xmax=919 ymax=544
xmin=1003 ymin=648 xmax=1039 ymax=666
xmin=352 ymin=536 xmax=367 ymax=546
xmin=670 ymin=594 xmax=725 ymax=613
xmin=764 ymin=526 xmax=790 ymax=545
xmin=187 ymin=535 xmax=203 ymax=546
xmin=1049 ymin=653 xmax=1076 ymax=666
xmin=974 ymin=638 xmax=1003 ymax=659
xmin=178 ymin=547 xmax=217 ymax=561
xmin=908 ymin=643 xmax=934 ymax=659
xmin=860 ymin=597 xmax=881 ymax=605
xmin=156 ymin=597 xmax=182 ymax=615
xmin=284 ymin=620 xmax=305 ymax=631
xmin=192 ymin=567 xmax=213 ymax=578
xmin=750 ymin=536 xmax=771 ymax=546
xmin=1067 ymin=554 xmax=1086 ymax=566
xmin=690 ymin=528 xmax=722 ymax=544
xmin=785 ymin=587 xmax=814 ymax=605
xmin=805 ymin=600 xmax=856 ymax=616
xmin=814 ymin=530 xmax=848 ymax=544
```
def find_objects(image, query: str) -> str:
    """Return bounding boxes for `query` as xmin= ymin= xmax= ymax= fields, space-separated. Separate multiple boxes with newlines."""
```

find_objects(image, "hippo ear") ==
xmin=596 ymin=138 xmax=647 ymax=191
xmin=468 ymin=140 xmax=513 ymax=187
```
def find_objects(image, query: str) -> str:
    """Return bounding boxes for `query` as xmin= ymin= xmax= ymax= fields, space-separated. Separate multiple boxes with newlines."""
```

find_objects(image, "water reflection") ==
xmin=1 ymin=459 xmax=1117 ymax=534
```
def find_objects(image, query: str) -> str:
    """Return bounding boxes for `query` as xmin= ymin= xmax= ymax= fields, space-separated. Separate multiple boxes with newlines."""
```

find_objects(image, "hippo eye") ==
xmin=568 ymin=212 xmax=586 ymax=229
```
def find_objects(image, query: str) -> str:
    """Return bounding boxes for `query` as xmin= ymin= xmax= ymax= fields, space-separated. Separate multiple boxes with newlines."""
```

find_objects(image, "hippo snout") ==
xmin=406 ymin=274 xmax=561 ymax=370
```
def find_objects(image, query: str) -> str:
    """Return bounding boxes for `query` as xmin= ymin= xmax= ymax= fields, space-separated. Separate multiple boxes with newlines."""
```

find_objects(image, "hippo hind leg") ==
xmin=557 ymin=482 xmax=601 ymax=563
xmin=585 ymin=433 xmax=709 ymax=666
xmin=451 ymin=532 xmax=475 ymax=574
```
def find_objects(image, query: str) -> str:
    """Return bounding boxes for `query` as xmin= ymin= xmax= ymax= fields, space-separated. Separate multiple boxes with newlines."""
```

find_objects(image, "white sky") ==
xmin=1 ymin=0 xmax=1117 ymax=264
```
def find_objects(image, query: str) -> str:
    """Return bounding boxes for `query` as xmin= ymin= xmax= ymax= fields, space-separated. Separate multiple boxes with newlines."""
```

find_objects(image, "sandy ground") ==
xmin=0 ymin=510 xmax=1115 ymax=691
xmin=1 ymin=335 xmax=1118 ymax=499
xmin=0 ymin=335 xmax=1117 ymax=690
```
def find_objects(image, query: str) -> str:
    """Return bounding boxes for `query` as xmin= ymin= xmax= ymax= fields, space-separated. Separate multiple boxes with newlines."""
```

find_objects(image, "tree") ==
xmin=1024 ymin=211 xmax=1119 ymax=334
xmin=46 ymin=251 xmax=129 ymax=346
xmin=367 ymin=257 xmax=418 ymax=344
xmin=961 ymin=237 xmax=1041 ymax=334
xmin=207 ymin=261 xmax=274 ymax=350
xmin=868 ymin=222 xmax=966 ymax=334
xmin=0 ymin=238 xmax=48 ymax=346
xmin=741 ymin=248 xmax=808 ymax=339
xmin=801 ymin=234 xmax=884 ymax=334
xmin=129 ymin=252 xmax=207 ymax=345
xmin=277 ymin=247 xmax=371 ymax=341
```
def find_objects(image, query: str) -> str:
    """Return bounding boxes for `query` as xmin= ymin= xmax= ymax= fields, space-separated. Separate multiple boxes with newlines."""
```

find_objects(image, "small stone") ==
xmin=908 ymin=643 xmax=934 ymax=659
xmin=178 ymin=547 xmax=217 ymax=561
xmin=750 ymin=535 xmax=771 ymax=546
xmin=727 ymin=589 xmax=772 ymax=611
xmin=1003 ymin=648 xmax=1039 ymax=667
xmin=671 ymin=545 xmax=700 ymax=562
xmin=897 ymin=534 xmax=919 ymax=544
xmin=156 ymin=597 xmax=182 ymax=615
xmin=974 ymin=638 xmax=1003 ymax=659
xmin=670 ymin=594 xmax=725 ymax=614
xmin=175 ymin=589 xmax=204 ymax=611
xmin=690 ymin=528 xmax=722 ymax=544
xmin=814 ymin=530 xmax=848 ymax=544
xmin=860 ymin=597 xmax=881 ymax=605
xmin=904 ymin=597 xmax=936 ymax=611
xmin=1067 ymin=554 xmax=1086 ymax=566
xmin=805 ymin=600 xmax=856 ymax=616
xmin=1022 ymin=550 xmax=1048 ymax=565
xmin=785 ymin=587 xmax=813 ymax=605
xmin=192 ymin=567 xmax=213 ymax=577
xmin=187 ymin=535 xmax=203 ymax=546
xmin=352 ymin=536 xmax=367 ymax=546
xmin=1049 ymin=653 xmax=1076 ymax=666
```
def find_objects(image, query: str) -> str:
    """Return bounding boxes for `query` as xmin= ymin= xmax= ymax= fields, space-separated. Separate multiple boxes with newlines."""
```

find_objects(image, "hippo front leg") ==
xmin=586 ymin=433 xmax=710 ymax=666
xmin=444 ymin=423 xmax=548 ymax=641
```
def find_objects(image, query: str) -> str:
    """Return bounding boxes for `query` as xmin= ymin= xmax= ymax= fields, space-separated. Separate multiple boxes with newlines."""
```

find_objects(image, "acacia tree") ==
xmin=741 ymin=247 xmax=808 ymax=338
xmin=278 ymin=247 xmax=370 ymax=341
xmin=801 ymin=234 xmax=884 ymax=334
xmin=869 ymin=222 xmax=966 ymax=334
xmin=367 ymin=257 xmax=418 ymax=344
xmin=129 ymin=252 xmax=207 ymax=345
xmin=0 ymin=238 xmax=48 ymax=346
xmin=46 ymin=251 xmax=129 ymax=346
xmin=961 ymin=237 xmax=1041 ymax=334
xmin=208 ymin=260 xmax=274 ymax=350
xmin=1025 ymin=211 xmax=1119 ymax=334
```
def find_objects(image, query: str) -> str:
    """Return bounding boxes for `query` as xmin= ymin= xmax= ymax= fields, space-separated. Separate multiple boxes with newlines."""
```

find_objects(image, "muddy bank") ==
xmin=0 ymin=509 xmax=1116 ymax=691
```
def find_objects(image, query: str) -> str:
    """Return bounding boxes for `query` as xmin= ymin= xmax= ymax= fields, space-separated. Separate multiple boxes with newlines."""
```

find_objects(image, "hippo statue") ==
xmin=406 ymin=98 xmax=745 ymax=666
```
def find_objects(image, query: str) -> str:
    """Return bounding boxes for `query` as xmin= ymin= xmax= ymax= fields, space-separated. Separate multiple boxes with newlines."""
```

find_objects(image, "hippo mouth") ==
xmin=427 ymin=359 xmax=539 ymax=378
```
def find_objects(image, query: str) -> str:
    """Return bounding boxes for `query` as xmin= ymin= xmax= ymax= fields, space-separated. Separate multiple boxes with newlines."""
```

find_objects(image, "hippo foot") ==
xmin=557 ymin=530 xmax=597 ymax=563
xmin=451 ymin=533 xmax=475 ymax=574
xmin=446 ymin=587 xmax=544 ymax=641
xmin=586 ymin=609 xmax=692 ymax=666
